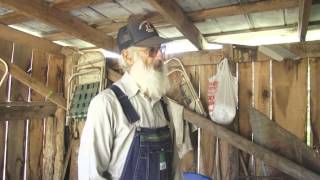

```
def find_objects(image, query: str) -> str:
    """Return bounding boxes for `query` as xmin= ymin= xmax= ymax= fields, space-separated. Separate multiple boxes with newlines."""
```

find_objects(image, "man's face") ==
xmin=131 ymin=45 xmax=166 ymax=70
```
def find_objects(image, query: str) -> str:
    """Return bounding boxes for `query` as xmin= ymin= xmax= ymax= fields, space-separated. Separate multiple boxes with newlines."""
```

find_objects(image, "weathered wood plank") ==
xmin=27 ymin=49 xmax=48 ymax=180
xmin=53 ymin=108 xmax=65 ymax=180
xmin=0 ymin=38 xmax=13 ymax=180
xmin=146 ymin=0 xmax=208 ymax=50
xmin=199 ymin=65 xmax=217 ymax=178
xmin=298 ymin=0 xmax=312 ymax=42
xmin=272 ymin=60 xmax=308 ymax=140
xmin=253 ymin=60 xmax=271 ymax=177
xmin=166 ymin=50 xmax=223 ymax=66
xmin=42 ymin=54 xmax=64 ymax=180
xmin=6 ymin=43 xmax=32 ymax=180
xmin=0 ymin=0 xmax=114 ymax=50
xmin=239 ymin=62 xmax=252 ymax=139
xmin=0 ymin=24 xmax=62 ymax=54
xmin=48 ymin=54 xmax=65 ymax=180
xmin=0 ymin=104 xmax=56 ymax=121
xmin=42 ymin=116 xmax=55 ymax=180
xmin=310 ymin=58 xmax=320 ymax=149
xmin=271 ymin=59 xmax=308 ymax=179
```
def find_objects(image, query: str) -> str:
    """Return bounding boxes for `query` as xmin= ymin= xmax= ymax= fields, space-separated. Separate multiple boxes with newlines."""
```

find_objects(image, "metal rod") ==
xmin=0 ymin=58 xmax=9 ymax=87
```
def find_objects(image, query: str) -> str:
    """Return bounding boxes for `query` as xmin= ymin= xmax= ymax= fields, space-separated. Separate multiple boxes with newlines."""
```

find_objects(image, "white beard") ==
xmin=129 ymin=57 xmax=170 ymax=100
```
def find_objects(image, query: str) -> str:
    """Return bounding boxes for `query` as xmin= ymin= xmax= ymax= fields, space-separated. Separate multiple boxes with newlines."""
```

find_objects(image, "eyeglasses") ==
xmin=148 ymin=45 xmax=166 ymax=57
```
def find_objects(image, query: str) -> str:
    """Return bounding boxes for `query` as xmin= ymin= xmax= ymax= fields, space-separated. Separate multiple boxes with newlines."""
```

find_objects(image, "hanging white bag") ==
xmin=208 ymin=58 xmax=238 ymax=124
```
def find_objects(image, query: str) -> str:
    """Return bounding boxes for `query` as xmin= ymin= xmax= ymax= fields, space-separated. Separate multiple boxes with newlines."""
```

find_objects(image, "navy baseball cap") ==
xmin=117 ymin=15 xmax=170 ymax=52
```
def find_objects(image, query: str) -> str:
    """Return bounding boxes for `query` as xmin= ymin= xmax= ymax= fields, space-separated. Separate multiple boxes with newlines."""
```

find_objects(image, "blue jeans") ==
xmin=120 ymin=126 xmax=173 ymax=180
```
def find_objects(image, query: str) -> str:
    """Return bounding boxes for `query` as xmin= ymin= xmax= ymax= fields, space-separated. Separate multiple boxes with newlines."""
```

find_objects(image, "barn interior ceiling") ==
xmin=0 ymin=0 xmax=319 ymax=53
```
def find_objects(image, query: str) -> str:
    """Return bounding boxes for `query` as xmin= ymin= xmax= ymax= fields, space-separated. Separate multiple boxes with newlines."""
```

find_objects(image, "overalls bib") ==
xmin=110 ymin=85 xmax=173 ymax=180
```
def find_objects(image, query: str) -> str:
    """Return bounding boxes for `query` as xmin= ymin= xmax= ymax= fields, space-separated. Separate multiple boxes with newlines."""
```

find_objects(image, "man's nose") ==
xmin=155 ymin=49 xmax=165 ymax=60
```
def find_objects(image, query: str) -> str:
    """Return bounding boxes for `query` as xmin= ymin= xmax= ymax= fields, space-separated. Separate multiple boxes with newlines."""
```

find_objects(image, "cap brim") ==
xmin=134 ymin=36 xmax=171 ymax=47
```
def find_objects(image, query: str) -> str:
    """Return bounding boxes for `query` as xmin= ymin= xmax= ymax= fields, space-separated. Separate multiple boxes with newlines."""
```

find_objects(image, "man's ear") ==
xmin=121 ymin=49 xmax=134 ymax=66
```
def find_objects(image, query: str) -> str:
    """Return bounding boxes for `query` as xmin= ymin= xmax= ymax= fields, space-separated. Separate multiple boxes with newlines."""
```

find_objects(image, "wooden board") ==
xmin=310 ymin=58 xmax=320 ymax=148
xmin=0 ymin=39 xmax=13 ymax=179
xmin=42 ymin=54 xmax=64 ymax=180
xmin=271 ymin=59 xmax=308 ymax=179
xmin=199 ymin=65 xmax=217 ymax=178
xmin=253 ymin=60 xmax=271 ymax=177
xmin=26 ymin=49 xmax=48 ymax=180
xmin=238 ymin=62 xmax=252 ymax=177
xmin=6 ymin=43 xmax=32 ymax=180
xmin=239 ymin=62 xmax=253 ymax=139
xmin=272 ymin=59 xmax=308 ymax=140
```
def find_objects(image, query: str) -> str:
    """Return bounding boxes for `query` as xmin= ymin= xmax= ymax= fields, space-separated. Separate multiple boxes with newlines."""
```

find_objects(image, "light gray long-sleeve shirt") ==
xmin=78 ymin=72 xmax=191 ymax=180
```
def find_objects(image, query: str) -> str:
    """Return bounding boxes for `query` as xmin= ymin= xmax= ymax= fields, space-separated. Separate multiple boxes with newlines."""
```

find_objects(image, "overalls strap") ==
xmin=110 ymin=85 xmax=140 ymax=123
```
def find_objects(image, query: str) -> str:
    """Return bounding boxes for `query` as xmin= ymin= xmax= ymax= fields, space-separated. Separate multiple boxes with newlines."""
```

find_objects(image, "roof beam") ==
xmin=146 ymin=0 xmax=208 ymax=50
xmin=0 ymin=0 xmax=110 ymax=24
xmin=298 ymin=0 xmax=312 ymax=42
xmin=0 ymin=12 xmax=30 ymax=25
xmin=0 ymin=0 xmax=114 ymax=50
xmin=0 ymin=24 xmax=62 ymax=54
xmin=6 ymin=0 xmax=300 ymax=42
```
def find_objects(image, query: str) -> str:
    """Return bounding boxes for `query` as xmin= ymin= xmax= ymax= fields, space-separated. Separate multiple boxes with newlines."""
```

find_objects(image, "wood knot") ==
xmin=262 ymin=89 xmax=270 ymax=99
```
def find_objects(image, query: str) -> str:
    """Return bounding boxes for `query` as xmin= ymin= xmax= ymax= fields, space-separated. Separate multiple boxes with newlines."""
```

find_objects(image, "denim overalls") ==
xmin=110 ymin=85 xmax=173 ymax=180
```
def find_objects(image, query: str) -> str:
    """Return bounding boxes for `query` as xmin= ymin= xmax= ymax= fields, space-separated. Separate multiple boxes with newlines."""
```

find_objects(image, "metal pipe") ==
xmin=0 ymin=58 xmax=8 ymax=87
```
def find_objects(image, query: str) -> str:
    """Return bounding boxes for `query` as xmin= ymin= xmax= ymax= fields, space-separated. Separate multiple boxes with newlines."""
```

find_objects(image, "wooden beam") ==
xmin=43 ymin=32 xmax=75 ymax=41
xmin=105 ymin=68 xmax=320 ymax=180
xmin=146 ymin=0 xmax=208 ymax=50
xmin=0 ymin=12 xmax=30 ymax=25
xmin=0 ymin=24 xmax=62 ymax=54
xmin=0 ymin=102 xmax=56 ymax=121
xmin=0 ymin=0 xmax=110 ymax=25
xmin=0 ymin=59 xmax=67 ymax=109
xmin=6 ymin=0 xmax=300 ymax=41
xmin=97 ymin=0 xmax=299 ymax=35
xmin=0 ymin=0 xmax=114 ymax=50
xmin=298 ymin=0 xmax=312 ymax=42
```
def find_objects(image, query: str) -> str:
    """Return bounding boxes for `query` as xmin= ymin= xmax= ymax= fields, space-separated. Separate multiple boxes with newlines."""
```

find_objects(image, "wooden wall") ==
xmin=2 ymin=42 xmax=320 ymax=180
xmin=166 ymin=46 xmax=320 ymax=179
xmin=0 ymin=38 xmax=65 ymax=180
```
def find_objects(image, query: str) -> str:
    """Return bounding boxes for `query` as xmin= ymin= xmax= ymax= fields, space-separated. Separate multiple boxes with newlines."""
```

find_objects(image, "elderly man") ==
xmin=78 ymin=15 xmax=186 ymax=180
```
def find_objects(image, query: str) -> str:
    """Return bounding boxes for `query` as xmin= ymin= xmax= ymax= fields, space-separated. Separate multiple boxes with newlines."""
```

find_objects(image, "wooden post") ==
xmin=0 ymin=38 xmax=13 ymax=179
xmin=310 ymin=58 xmax=320 ymax=149
xmin=6 ymin=43 xmax=31 ymax=180
xmin=27 ymin=49 xmax=48 ymax=180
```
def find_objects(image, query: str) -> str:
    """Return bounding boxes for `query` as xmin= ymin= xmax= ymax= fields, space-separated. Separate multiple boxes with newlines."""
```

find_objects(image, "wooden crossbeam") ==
xmin=298 ymin=0 xmax=313 ymax=42
xmin=0 ymin=101 xmax=56 ymax=121
xmin=1 ymin=0 xmax=300 ymax=42
xmin=0 ymin=59 xmax=67 ymax=109
xmin=146 ymin=0 xmax=208 ymax=50
xmin=0 ymin=0 xmax=114 ymax=50
xmin=0 ymin=0 xmax=109 ymax=24
xmin=0 ymin=24 xmax=62 ymax=54
xmin=105 ymin=67 xmax=320 ymax=180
